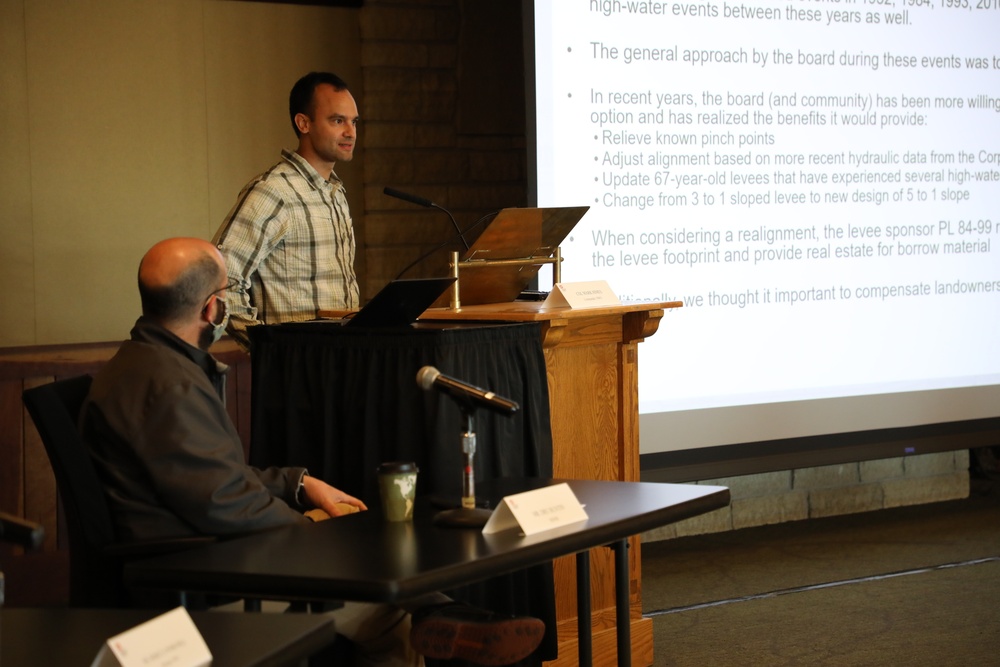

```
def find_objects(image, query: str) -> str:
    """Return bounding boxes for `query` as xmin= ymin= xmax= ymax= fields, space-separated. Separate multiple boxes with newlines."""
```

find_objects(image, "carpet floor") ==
xmin=641 ymin=477 xmax=1000 ymax=666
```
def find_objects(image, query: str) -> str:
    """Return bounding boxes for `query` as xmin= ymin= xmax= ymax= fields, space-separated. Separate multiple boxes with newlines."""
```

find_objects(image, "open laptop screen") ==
xmin=344 ymin=277 xmax=456 ymax=328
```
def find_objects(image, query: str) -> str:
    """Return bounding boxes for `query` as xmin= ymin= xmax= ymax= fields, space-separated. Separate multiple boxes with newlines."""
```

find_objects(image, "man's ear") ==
xmin=202 ymin=295 xmax=221 ymax=325
xmin=294 ymin=112 xmax=311 ymax=135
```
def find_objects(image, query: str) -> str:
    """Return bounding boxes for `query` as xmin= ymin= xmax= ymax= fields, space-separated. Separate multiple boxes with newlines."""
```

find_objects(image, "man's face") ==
xmin=300 ymin=84 xmax=359 ymax=165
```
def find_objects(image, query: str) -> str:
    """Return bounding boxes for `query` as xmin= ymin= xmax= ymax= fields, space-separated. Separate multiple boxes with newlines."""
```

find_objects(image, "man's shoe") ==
xmin=410 ymin=602 xmax=545 ymax=666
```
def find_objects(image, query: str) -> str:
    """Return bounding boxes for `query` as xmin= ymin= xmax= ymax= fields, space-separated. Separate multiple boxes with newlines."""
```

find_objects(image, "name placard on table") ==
xmin=91 ymin=606 xmax=211 ymax=667
xmin=482 ymin=482 xmax=588 ymax=535
xmin=543 ymin=281 xmax=621 ymax=310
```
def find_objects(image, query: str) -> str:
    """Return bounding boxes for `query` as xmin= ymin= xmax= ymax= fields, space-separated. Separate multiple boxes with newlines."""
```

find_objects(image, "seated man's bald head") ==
xmin=138 ymin=238 xmax=226 ymax=326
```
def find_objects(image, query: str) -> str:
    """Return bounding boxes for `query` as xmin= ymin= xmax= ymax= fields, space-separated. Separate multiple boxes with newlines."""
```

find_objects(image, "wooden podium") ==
xmin=425 ymin=299 xmax=681 ymax=667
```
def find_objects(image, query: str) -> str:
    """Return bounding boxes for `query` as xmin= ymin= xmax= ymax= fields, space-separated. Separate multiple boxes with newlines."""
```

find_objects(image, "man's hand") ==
xmin=302 ymin=475 xmax=368 ymax=517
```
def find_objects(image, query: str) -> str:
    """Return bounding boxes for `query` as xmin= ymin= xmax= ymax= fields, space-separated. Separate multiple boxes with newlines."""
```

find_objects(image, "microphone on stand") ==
xmin=416 ymin=366 xmax=515 ymax=528
xmin=384 ymin=187 xmax=470 ymax=251
xmin=417 ymin=366 xmax=519 ymax=415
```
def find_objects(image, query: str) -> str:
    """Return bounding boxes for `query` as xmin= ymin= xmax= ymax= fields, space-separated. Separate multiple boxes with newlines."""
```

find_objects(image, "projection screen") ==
xmin=526 ymin=0 xmax=1000 ymax=479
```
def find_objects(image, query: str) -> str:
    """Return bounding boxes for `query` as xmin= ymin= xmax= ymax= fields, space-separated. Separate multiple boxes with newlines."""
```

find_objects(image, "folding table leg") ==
xmin=611 ymin=539 xmax=631 ymax=667
xmin=576 ymin=550 xmax=592 ymax=666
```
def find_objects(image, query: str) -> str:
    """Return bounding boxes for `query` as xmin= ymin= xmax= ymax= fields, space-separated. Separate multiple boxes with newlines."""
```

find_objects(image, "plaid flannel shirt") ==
xmin=213 ymin=149 xmax=359 ymax=349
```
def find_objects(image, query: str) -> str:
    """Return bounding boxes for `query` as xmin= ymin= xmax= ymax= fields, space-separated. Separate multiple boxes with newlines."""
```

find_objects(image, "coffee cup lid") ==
xmin=377 ymin=461 xmax=419 ymax=474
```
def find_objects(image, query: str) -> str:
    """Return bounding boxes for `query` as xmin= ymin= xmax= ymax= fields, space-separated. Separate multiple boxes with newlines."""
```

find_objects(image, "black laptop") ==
xmin=342 ymin=277 xmax=456 ymax=328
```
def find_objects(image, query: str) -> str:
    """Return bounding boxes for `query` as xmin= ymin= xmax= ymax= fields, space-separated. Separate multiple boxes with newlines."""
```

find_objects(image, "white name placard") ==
xmin=543 ymin=281 xmax=621 ymax=310
xmin=482 ymin=482 xmax=588 ymax=536
xmin=91 ymin=606 xmax=211 ymax=667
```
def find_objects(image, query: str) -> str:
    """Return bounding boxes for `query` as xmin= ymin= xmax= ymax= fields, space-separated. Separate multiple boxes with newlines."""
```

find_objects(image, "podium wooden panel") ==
xmin=424 ymin=300 xmax=681 ymax=667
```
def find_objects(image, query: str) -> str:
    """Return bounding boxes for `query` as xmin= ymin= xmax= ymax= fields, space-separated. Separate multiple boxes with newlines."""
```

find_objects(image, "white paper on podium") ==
xmin=543 ymin=280 xmax=620 ymax=310
xmin=482 ymin=482 xmax=588 ymax=535
xmin=91 ymin=606 xmax=212 ymax=667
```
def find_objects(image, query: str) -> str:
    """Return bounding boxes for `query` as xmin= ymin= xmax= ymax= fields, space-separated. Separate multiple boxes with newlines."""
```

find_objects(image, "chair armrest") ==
xmin=0 ymin=511 xmax=45 ymax=551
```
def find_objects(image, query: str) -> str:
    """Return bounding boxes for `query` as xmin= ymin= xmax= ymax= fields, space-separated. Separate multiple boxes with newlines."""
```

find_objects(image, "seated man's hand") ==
xmin=304 ymin=504 xmax=359 ymax=522
xmin=302 ymin=475 xmax=368 ymax=517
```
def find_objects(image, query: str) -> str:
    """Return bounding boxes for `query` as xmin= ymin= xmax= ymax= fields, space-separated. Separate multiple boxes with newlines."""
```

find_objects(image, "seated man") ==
xmin=80 ymin=237 xmax=544 ymax=666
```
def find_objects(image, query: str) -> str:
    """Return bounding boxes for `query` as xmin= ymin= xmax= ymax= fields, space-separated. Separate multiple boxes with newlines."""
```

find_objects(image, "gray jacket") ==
xmin=80 ymin=317 xmax=307 ymax=543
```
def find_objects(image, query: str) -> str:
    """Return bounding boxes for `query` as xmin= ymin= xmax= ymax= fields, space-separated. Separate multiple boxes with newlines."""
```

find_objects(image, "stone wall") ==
xmin=643 ymin=451 xmax=970 ymax=541
xmin=357 ymin=0 xmax=527 ymax=297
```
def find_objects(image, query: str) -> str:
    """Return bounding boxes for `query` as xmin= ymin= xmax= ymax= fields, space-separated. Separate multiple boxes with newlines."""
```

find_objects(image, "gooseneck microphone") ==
xmin=416 ymin=366 xmax=519 ymax=415
xmin=392 ymin=210 xmax=498 ymax=280
xmin=383 ymin=187 xmax=433 ymax=208
xmin=383 ymin=186 xmax=470 ymax=250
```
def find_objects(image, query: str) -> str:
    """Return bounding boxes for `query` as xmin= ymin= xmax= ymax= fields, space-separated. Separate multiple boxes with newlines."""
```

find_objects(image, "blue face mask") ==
xmin=210 ymin=297 xmax=229 ymax=343
xmin=204 ymin=279 xmax=237 ymax=346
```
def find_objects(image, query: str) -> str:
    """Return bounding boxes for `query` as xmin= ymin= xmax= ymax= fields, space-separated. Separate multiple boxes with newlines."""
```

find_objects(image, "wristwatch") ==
xmin=296 ymin=470 xmax=309 ymax=507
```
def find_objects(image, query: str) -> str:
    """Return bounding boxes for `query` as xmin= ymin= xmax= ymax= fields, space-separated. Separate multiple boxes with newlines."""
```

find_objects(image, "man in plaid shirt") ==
xmin=213 ymin=71 xmax=361 ymax=350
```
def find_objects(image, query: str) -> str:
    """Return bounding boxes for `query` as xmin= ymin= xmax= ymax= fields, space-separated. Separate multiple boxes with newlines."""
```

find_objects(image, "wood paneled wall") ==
xmin=0 ymin=339 xmax=250 ymax=607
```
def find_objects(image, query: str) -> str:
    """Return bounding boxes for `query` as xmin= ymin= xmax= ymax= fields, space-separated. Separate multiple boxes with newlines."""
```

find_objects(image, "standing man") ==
xmin=213 ymin=72 xmax=361 ymax=349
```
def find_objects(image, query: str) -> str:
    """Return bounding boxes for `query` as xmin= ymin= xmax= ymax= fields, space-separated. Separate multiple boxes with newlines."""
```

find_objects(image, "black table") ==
xmin=125 ymin=478 xmax=729 ymax=666
xmin=0 ymin=607 xmax=338 ymax=667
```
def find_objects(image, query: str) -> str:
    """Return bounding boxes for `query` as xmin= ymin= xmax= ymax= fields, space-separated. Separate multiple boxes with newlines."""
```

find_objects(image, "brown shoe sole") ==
xmin=411 ymin=615 xmax=545 ymax=665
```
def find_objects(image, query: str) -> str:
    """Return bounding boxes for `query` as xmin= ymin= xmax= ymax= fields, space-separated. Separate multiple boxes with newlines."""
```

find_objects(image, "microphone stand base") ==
xmin=429 ymin=494 xmax=489 ymax=510
xmin=433 ymin=507 xmax=493 ymax=529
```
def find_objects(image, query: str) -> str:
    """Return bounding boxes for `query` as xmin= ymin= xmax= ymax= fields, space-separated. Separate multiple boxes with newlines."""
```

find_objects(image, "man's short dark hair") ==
xmin=289 ymin=71 xmax=350 ymax=137
xmin=139 ymin=255 xmax=222 ymax=323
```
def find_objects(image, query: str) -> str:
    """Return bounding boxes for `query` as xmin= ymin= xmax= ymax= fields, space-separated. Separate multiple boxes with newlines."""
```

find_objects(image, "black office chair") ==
xmin=22 ymin=375 xmax=212 ymax=608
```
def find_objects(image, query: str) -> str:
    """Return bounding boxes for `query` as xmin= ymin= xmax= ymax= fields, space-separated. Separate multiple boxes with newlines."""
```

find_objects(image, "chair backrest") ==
xmin=22 ymin=374 xmax=128 ymax=607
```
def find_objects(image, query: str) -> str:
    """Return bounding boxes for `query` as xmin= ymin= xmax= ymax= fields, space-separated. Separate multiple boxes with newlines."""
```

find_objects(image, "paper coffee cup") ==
xmin=377 ymin=461 xmax=419 ymax=522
